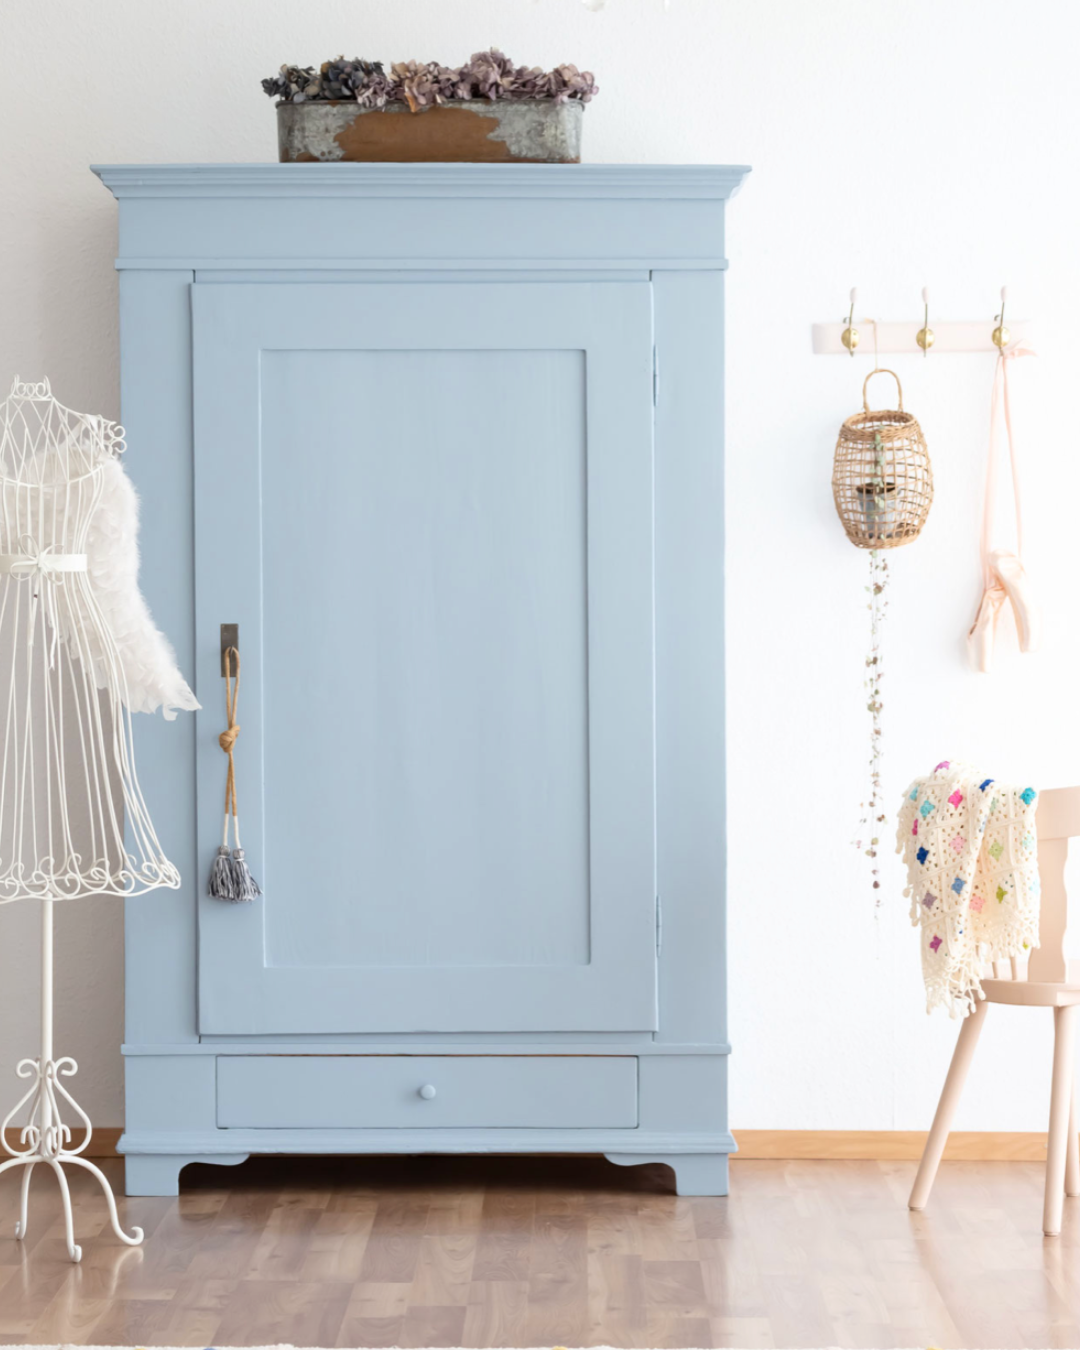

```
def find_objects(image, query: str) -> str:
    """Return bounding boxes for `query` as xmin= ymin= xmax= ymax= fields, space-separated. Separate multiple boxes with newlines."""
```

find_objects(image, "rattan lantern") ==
xmin=832 ymin=368 xmax=932 ymax=549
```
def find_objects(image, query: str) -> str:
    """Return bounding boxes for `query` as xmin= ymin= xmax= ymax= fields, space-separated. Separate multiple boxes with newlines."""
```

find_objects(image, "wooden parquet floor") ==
xmin=0 ymin=1153 xmax=1079 ymax=1348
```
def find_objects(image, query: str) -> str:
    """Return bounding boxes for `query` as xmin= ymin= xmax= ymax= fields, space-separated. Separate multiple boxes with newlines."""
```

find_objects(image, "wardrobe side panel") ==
xmin=653 ymin=268 xmax=728 ymax=1047
xmin=119 ymin=268 xmax=198 ymax=1045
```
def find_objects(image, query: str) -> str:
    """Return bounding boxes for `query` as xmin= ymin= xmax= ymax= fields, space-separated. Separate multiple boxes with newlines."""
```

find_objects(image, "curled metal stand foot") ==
xmin=1 ymin=1055 xmax=144 ymax=1263
xmin=63 ymin=1154 xmax=144 ymax=1247
xmin=14 ymin=1157 xmax=35 ymax=1239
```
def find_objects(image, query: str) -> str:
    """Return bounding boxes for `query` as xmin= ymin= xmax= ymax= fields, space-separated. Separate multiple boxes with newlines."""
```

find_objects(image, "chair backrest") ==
xmin=1028 ymin=786 xmax=1080 ymax=983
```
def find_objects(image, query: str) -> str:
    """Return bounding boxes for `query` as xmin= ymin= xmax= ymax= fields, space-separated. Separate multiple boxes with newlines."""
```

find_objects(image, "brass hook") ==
xmin=841 ymin=287 xmax=860 ymax=356
xmin=916 ymin=287 xmax=935 ymax=357
xmin=992 ymin=285 xmax=1010 ymax=349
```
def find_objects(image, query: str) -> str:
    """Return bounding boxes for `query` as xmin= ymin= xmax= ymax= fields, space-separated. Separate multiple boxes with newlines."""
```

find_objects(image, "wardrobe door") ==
xmin=192 ymin=280 xmax=656 ymax=1034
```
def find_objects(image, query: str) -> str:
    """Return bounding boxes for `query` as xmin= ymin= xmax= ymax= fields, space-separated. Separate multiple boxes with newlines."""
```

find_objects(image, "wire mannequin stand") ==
xmin=0 ymin=376 xmax=185 ymax=1261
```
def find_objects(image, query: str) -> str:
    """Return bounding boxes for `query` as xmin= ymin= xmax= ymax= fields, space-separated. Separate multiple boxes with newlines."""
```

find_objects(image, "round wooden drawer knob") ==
xmin=418 ymin=1084 xmax=437 ymax=1100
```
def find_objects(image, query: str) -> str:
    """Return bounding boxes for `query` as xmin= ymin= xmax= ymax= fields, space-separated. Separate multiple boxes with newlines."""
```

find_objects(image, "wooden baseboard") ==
xmin=66 ymin=1126 xmax=122 ymax=1158
xmin=732 ymin=1129 xmax=1055 ymax=1161
xmin=60 ymin=1127 xmax=1060 ymax=1164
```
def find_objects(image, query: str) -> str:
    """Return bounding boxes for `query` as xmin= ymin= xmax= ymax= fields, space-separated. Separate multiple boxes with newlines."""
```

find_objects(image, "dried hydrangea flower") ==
xmin=551 ymin=63 xmax=599 ymax=103
xmin=467 ymin=49 xmax=518 ymax=101
xmin=261 ymin=64 xmax=321 ymax=103
xmin=355 ymin=66 xmax=393 ymax=108
xmin=262 ymin=52 xmax=600 ymax=107
xmin=318 ymin=56 xmax=386 ymax=101
xmin=390 ymin=60 xmax=444 ymax=111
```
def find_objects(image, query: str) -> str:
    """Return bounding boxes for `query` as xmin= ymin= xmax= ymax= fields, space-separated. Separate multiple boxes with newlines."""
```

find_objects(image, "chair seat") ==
xmin=981 ymin=978 xmax=1080 ymax=1007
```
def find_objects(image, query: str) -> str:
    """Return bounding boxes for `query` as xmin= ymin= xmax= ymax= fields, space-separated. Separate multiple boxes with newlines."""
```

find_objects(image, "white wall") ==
xmin=3 ymin=0 xmax=1079 ymax=1130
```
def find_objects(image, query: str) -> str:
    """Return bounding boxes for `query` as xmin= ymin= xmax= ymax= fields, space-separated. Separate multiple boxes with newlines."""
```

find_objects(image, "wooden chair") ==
xmin=909 ymin=785 xmax=1080 ymax=1236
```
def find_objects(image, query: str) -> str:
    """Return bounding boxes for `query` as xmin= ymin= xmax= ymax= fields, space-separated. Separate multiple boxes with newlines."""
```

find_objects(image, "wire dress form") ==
xmin=0 ymin=376 xmax=195 ymax=1261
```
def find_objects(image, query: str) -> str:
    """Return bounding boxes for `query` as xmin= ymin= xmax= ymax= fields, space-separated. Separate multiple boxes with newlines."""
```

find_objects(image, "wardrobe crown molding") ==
xmin=91 ymin=162 xmax=753 ymax=201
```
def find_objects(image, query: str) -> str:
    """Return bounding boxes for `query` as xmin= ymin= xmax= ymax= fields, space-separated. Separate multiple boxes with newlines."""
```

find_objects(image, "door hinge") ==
xmin=655 ymin=894 xmax=663 ymax=954
xmin=652 ymin=345 xmax=660 ymax=408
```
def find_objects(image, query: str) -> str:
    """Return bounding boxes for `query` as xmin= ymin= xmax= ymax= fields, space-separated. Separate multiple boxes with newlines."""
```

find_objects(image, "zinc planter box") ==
xmin=277 ymin=99 xmax=583 ymax=163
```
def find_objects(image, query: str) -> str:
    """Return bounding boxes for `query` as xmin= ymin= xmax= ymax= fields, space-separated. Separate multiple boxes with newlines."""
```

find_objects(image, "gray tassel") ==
xmin=229 ymin=846 xmax=262 ymax=902
xmin=208 ymin=843 xmax=261 ymax=903
xmin=208 ymin=844 xmax=236 ymax=900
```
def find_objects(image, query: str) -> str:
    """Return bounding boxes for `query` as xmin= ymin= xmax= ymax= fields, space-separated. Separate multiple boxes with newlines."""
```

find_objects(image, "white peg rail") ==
xmin=813 ymin=319 xmax=1031 ymax=355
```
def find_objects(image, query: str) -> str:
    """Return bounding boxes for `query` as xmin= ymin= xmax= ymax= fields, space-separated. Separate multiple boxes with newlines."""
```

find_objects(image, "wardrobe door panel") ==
xmin=260 ymin=345 xmax=589 ymax=972
xmin=192 ymin=281 xmax=656 ymax=1034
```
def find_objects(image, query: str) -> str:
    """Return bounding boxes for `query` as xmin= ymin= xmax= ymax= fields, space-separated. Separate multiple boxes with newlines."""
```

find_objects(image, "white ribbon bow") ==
xmin=0 ymin=538 xmax=87 ymax=667
xmin=0 ymin=543 xmax=87 ymax=578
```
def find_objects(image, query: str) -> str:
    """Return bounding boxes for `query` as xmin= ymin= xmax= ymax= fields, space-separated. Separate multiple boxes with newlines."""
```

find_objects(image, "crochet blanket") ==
xmin=896 ymin=761 xmax=1040 ymax=1016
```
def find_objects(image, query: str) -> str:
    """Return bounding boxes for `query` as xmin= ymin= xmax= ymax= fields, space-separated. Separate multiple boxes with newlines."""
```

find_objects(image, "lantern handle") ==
xmin=862 ymin=367 xmax=904 ymax=413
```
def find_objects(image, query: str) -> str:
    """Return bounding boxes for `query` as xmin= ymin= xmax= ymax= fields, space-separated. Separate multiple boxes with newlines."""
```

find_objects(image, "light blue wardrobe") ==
xmin=92 ymin=163 xmax=750 ymax=1197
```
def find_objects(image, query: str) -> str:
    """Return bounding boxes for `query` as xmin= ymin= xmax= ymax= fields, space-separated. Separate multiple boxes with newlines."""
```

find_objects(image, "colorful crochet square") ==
xmin=898 ymin=767 xmax=1041 ymax=1017
xmin=935 ymin=761 xmax=951 ymax=771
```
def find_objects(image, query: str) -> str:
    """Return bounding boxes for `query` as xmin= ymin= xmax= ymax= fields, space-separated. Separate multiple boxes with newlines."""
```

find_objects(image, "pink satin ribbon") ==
xmin=968 ymin=342 xmax=1039 ymax=672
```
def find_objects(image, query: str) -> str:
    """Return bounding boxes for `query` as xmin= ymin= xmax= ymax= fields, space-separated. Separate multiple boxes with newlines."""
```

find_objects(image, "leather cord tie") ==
xmin=220 ymin=648 xmax=241 ymax=831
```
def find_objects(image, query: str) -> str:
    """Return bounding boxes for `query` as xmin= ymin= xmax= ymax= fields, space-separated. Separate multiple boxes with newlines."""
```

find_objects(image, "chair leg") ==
xmin=1045 ymin=1005 xmax=1078 ymax=1236
xmin=909 ymin=998 xmax=988 ymax=1211
xmin=1067 ymin=1078 xmax=1080 ymax=1199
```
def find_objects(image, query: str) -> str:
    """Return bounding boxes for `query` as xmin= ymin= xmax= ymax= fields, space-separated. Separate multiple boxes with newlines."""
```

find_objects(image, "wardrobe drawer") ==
xmin=216 ymin=1055 xmax=639 ymax=1129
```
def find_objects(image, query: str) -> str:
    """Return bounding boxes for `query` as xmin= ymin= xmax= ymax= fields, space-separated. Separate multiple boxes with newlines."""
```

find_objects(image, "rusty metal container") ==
xmin=277 ymin=99 xmax=583 ymax=163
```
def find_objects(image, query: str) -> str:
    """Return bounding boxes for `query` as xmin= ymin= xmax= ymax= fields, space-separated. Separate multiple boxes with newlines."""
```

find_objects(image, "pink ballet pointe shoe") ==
xmin=968 ymin=580 xmax=1008 ymax=673
xmin=990 ymin=549 xmax=1041 ymax=653
xmin=967 ymin=340 xmax=1038 ymax=667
